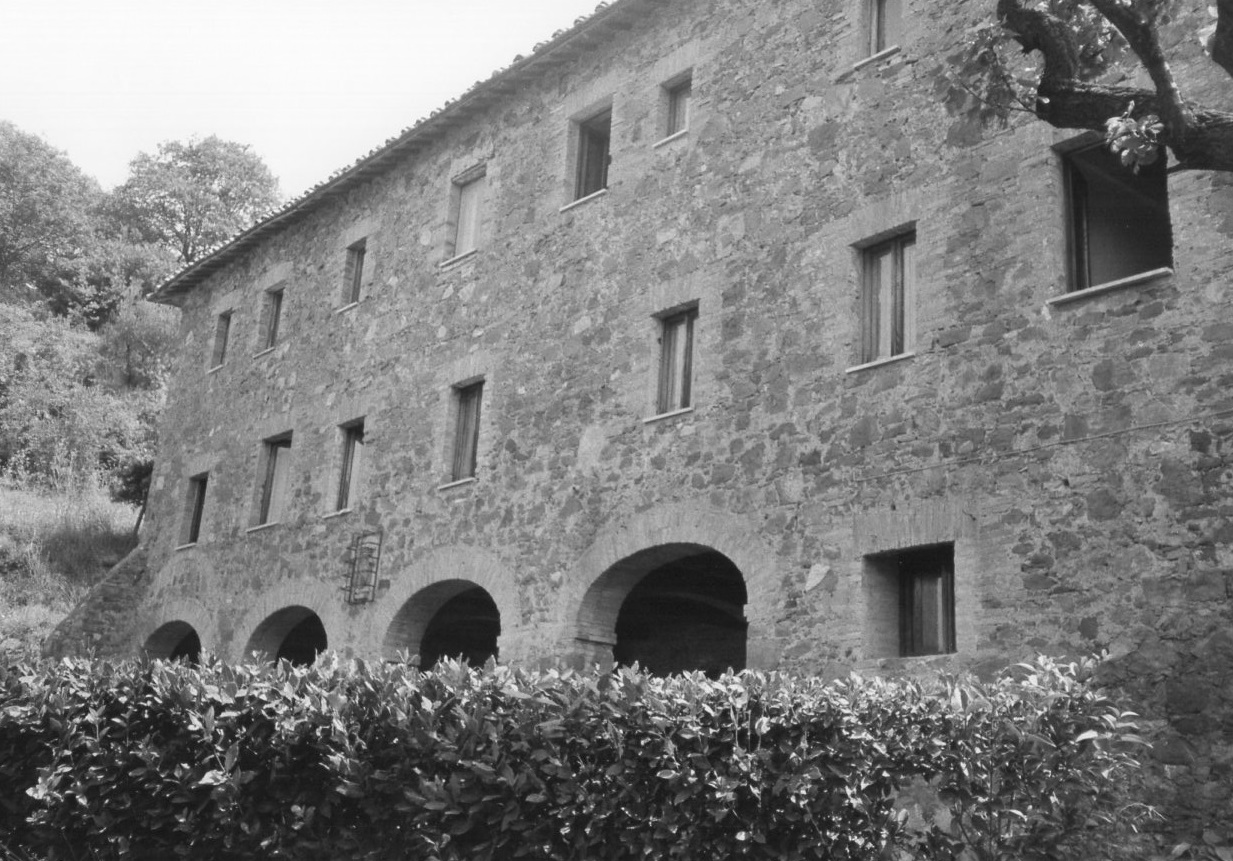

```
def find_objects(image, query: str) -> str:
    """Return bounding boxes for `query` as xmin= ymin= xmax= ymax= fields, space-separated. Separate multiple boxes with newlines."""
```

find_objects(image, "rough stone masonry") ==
xmin=50 ymin=0 xmax=1233 ymax=830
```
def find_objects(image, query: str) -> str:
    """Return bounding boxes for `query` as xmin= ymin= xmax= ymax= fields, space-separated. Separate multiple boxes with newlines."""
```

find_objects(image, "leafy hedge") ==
xmin=0 ymin=656 xmax=1151 ymax=860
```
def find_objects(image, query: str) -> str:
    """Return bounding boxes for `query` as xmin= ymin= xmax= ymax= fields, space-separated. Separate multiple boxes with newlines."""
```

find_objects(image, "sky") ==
xmin=1 ymin=0 xmax=605 ymax=199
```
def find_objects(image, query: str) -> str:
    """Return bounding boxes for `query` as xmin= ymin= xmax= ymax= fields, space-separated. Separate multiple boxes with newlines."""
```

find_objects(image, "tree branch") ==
xmin=1211 ymin=0 xmax=1233 ymax=79
xmin=993 ymin=0 xmax=1233 ymax=173
xmin=1086 ymin=0 xmax=1191 ymax=133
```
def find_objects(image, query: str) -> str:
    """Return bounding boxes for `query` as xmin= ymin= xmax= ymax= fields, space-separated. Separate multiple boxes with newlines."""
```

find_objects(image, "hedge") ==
xmin=0 ymin=655 xmax=1151 ymax=860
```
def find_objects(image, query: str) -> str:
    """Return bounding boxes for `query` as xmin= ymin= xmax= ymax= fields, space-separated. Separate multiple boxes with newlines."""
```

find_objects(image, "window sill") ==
xmin=439 ymin=249 xmax=479 ymax=270
xmin=852 ymin=45 xmax=901 ymax=71
xmin=246 ymin=521 xmax=281 ymax=534
xmin=653 ymin=129 xmax=689 ymax=149
xmin=1046 ymin=267 xmax=1173 ymax=306
xmin=845 ymin=351 xmax=915 ymax=374
xmin=644 ymin=406 xmax=695 ymax=424
xmin=560 ymin=188 xmax=608 ymax=213
xmin=322 ymin=508 xmax=352 ymax=520
xmin=252 ymin=347 xmax=276 ymax=360
xmin=334 ymin=302 xmax=359 ymax=315
xmin=174 ymin=542 xmax=198 ymax=551
xmin=437 ymin=477 xmax=477 ymax=491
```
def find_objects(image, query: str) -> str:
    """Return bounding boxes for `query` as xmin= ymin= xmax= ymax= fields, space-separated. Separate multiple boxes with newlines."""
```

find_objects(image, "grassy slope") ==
xmin=0 ymin=481 xmax=137 ymax=663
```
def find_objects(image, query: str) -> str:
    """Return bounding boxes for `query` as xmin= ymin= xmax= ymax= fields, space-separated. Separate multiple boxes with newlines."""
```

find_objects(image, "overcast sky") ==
xmin=1 ymin=0 xmax=604 ymax=198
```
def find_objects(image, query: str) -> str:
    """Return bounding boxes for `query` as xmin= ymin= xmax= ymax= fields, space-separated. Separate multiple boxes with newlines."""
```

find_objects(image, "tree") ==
xmin=113 ymin=136 xmax=281 ymax=265
xmin=955 ymin=0 xmax=1233 ymax=172
xmin=0 ymin=122 xmax=100 ymax=295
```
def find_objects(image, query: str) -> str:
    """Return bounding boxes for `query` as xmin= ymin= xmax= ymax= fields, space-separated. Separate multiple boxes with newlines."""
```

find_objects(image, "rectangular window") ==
xmin=866 ymin=543 xmax=955 ymax=658
xmin=180 ymin=473 xmax=208 ymax=545
xmin=869 ymin=0 xmax=903 ymax=55
xmin=860 ymin=231 xmax=915 ymax=364
xmin=451 ymin=381 xmax=483 ymax=482
xmin=343 ymin=239 xmax=366 ymax=305
xmin=261 ymin=288 xmax=284 ymax=351
xmin=211 ymin=312 xmax=232 ymax=368
xmin=665 ymin=77 xmax=692 ymax=137
xmin=657 ymin=307 xmax=697 ymax=414
xmin=1064 ymin=143 xmax=1172 ymax=292
xmin=256 ymin=434 xmax=292 ymax=526
xmin=336 ymin=420 xmax=365 ymax=511
xmin=447 ymin=173 xmax=485 ymax=259
xmin=574 ymin=110 xmax=612 ymax=200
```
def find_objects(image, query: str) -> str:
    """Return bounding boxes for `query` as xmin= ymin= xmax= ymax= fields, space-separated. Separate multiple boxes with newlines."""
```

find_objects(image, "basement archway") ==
xmin=144 ymin=621 xmax=201 ymax=662
xmin=244 ymin=606 xmax=327 ymax=666
xmin=578 ymin=543 xmax=748 ymax=676
xmin=382 ymin=580 xmax=500 ymax=668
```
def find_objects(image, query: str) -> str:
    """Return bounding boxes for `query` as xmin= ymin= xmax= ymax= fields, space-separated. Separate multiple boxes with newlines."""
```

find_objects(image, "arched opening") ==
xmin=579 ymin=543 xmax=747 ymax=676
xmin=144 ymin=621 xmax=201 ymax=662
xmin=382 ymin=580 xmax=500 ymax=668
xmin=244 ymin=606 xmax=327 ymax=666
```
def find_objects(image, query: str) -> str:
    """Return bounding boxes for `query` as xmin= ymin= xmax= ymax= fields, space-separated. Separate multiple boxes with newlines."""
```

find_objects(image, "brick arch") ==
xmin=371 ymin=545 xmax=518 ymax=661
xmin=143 ymin=621 xmax=202 ymax=661
xmin=138 ymin=599 xmax=213 ymax=659
xmin=230 ymin=580 xmax=339 ymax=663
xmin=561 ymin=501 xmax=784 ymax=670
xmin=380 ymin=580 xmax=500 ymax=664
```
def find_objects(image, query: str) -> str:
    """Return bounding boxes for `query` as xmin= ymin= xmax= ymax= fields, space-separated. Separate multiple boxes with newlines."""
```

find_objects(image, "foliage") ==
xmin=0 ymin=123 xmax=102 ymax=303
xmin=949 ymin=0 xmax=1233 ymax=173
xmin=0 ymin=478 xmax=137 ymax=665
xmin=0 ymin=307 xmax=155 ymax=485
xmin=112 ymin=135 xmax=281 ymax=265
xmin=0 ymin=656 xmax=1152 ymax=861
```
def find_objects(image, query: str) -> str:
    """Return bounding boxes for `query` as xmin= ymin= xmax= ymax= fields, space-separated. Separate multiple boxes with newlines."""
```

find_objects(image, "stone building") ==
xmin=52 ymin=0 xmax=1233 ymax=826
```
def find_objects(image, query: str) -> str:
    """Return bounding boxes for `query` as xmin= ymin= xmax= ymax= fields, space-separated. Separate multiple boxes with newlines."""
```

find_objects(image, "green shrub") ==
xmin=0 ymin=656 xmax=1151 ymax=860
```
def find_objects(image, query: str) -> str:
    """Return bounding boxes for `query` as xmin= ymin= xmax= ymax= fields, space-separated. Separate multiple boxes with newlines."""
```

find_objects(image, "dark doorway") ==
xmin=144 ymin=621 xmax=202 ymax=662
xmin=419 ymin=586 xmax=500 ymax=668
xmin=275 ymin=614 xmax=327 ymax=666
xmin=613 ymin=549 xmax=747 ymax=676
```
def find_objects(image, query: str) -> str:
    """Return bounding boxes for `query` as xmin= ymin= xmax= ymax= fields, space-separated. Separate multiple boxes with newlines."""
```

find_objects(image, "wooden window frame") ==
xmin=665 ymin=76 xmax=692 ymax=137
xmin=860 ymin=231 xmax=916 ymax=365
xmin=1063 ymin=142 xmax=1172 ymax=293
xmin=574 ymin=110 xmax=612 ymax=200
xmin=868 ymin=0 xmax=903 ymax=56
xmin=896 ymin=544 xmax=956 ymax=657
xmin=657 ymin=306 xmax=697 ymax=414
xmin=262 ymin=288 xmax=284 ymax=351
xmin=446 ymin=168 xmax=486 ymax=260
xmin=336 ymin=420 xmax=365 ymax=511
xmin=257 ymin=434 xmax=292 ymax=526
xmin=451 ymin=381 xmax=483 ymax=482
xmin=211 ymin=312 xmax=232 ymax=368
xmin=343 ymin=239 xmax=366 ymax=306
xmin=181 ymin=473 xmax=208 ymax=545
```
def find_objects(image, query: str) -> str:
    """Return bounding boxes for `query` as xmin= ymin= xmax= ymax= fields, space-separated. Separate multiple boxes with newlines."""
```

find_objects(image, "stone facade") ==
xmin=51 ymin=0 xmax=1233 ymax=830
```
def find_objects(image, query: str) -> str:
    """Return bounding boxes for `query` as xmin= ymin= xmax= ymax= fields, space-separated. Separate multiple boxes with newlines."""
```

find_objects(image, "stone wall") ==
xmin=49 ymin=0 xmax=1233 ymax=831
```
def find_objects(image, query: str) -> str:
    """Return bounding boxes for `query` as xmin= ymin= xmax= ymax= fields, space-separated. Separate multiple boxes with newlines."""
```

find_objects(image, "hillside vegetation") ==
xmin=0 ymin=477 xmax=136 ymax=663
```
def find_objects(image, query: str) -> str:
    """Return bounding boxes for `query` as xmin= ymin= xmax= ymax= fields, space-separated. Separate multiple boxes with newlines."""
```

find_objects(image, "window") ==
xmin=447 ymin=170 xmax=486 ymax=260
xmin=665 ymin=76 xmax=692 ymax=137
xmin=256 ymin=434 xmax=292 ymax=526
xmin=180 ymin=473 xmax=208 ymax=545
xmin=1064 ymin=142 xmax=1172 ymax=292
xmin=860 ymin=231 xmax=915 ymax=364
xmin=868 ymin=0 xmax=903 ymax=56
xmin=574 ymin=110 xmax=612 ymax=200
xmin=866 ymin=543 xmax=955 ymax=657
xmin=261 ymin=288 xmax=284 ymax=351
xmin=451 ymin=381 xmax=483 ymax=482
xmin=657 ymin=306 xmax=697 ymax=414
xmin=343 ymin=239 xmax=366 ymax=305
xmin=210 ymin=312 xmax=232 ymax=368
xmin=336 ymin=420 xmax=365 ymax=511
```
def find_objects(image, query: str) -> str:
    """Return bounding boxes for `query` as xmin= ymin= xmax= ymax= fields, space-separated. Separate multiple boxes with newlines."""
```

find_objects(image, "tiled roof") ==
xmin=151 ymin=0 xmax=657 ymax=303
